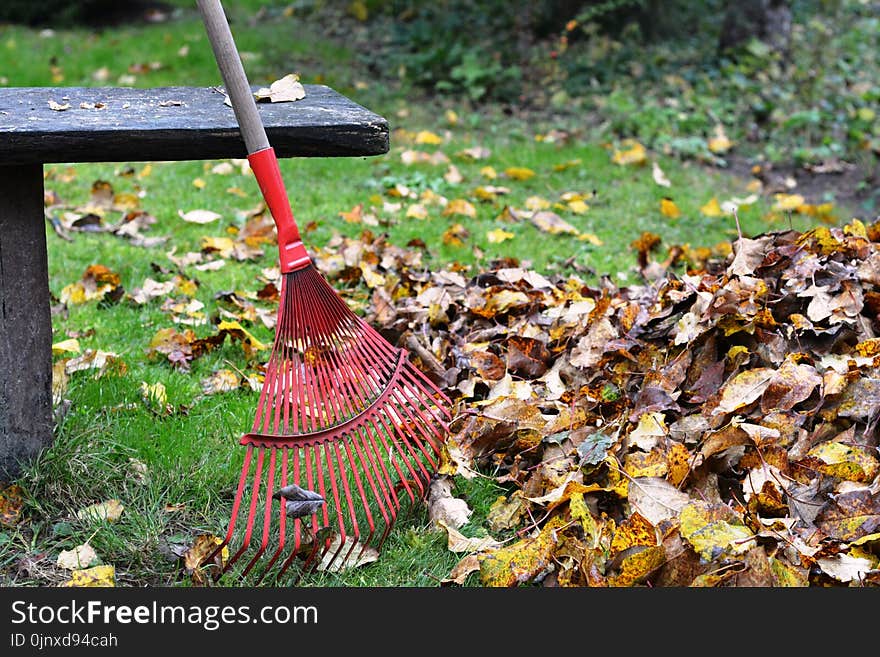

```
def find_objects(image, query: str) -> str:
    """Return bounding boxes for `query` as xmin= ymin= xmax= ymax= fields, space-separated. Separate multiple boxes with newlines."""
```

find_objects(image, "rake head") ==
xmin=208 ymin=265 xmax=451 ymax=584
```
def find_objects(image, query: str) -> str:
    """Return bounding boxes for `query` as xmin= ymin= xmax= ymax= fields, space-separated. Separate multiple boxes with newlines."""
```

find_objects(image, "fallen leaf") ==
xmin=801 ymin=441 xmax=879 ymax=482
xmin=628 ymin=477 xmax=690 ymax=525
xmin=530 ymin=211 xmax=579 ymax=236
xmin=612 ymin=139 xmax=647 ymax=166
xmin=816 ymin=553 xmax=875 ymax=583
xmin=652 ymin=161 xmax=671 ymax=187
xmin=679 ymin=501 xmax=756 ymax=561
xmin=487 ymin=228 xmax=515 ymax=244
xmin=815 ymin=490 xmax=880 ymax=541
xmin=438 ymin=519 xmax=501 ymax=553
xmin=315 ymin=535 xmax=380 ymax=572
xmin=415 ymin=130 xmax=443 ymax=145
xmin=427 ymin=477 xmax=472 ymax=529
xmin=442 ymin=554 xmax=481 ymax=585
xmin=486 ymin=492 xmax=526 ymax=532
xmin=76 ymin=499 xmax=124 ymax=523
xmin=700 ymin=197 xmax=724 ymax=217
xmin=61 ymin=564 xmax=115 ymax=587
xmin=254 ymin=73 xmax=305 ymax=103
xmin=201 ymin=369 xmax=241 ymax=395
xmin=707 ymin=124 xmax=733 ymax=153
xmin=479 ymin=516 xmax=566 ymax=587
xmin=660 ymin=197 xmax=682 ymax=219
xmin=714 ymin=368 xmax=775 ymax=415
xmin=51 ymin=338 xmax=81 ymax=355
xmin=178 ymin=209 xmax=221 ymax=224
xmin=443 ymin=199 xmax=477 ymax=218
xmin=48 ymin=99 xmax=70 ymax=111
xmin=504 ymin=167 xmax=535 ymax=181
xmin=182 ymin=534 xmax=227 ymax=585
xmin=773 ymin=193 xmax=806 ymax=212
xmin=0 ymin=484 xmax=24 ymax=526
xmin=57 ymin=544 xmax=99 ymax=570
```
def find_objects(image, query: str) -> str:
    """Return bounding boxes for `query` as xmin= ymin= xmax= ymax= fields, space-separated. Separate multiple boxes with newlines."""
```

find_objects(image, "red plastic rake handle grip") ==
xmin=248 ymin=147 xmax=311 ymax=273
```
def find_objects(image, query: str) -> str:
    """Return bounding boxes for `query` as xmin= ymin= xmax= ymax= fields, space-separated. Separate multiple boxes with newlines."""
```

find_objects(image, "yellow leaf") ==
xmin=76 ymin=499 xmax=124 ymax=523
xmin=525 ymin=196 xmax=551 ymax=211
xmin=200 ymin=236 xmax=235 ymax=257
xmin=660 ymin=197 xmax=681 ymax=219
xmin=553 ymin=158 xmax=581 ymax=172
xmin=567 ymin=199 xmax=590 ymax=214
xmin=700 ymin=197 xmax=724 ymax=217
xmin=442 ymin=223 xmax=469 ymax=247
xmin=803 ymin=441 xmax=879 ymax=482
xmin=201 ymin=369 xmax=241 ymax=395
xmin=479 ymin=516 xmax=566 ymax=587
xmin=61 ymin=564 xmax=115 ymax=588
xmin=773 ymin=193 xmax=806 ymax=212
xmin=769 ymin=557 xmax=809 ymax=587
xmin=348 ymin=0 xmax=368 ymax=21
xmin=577 ymin=232 xmax=603 ymax=245
xmin=405 ymin=203 xmax=428 ymax=219
xmin=680 ymin=502 xmax=756 ymax=561
xmin=480 ymin=166 xmax=497 ymax=179
xmin=217 ymin=320 xmax=270 ymax=351
xmin=415 ymin=130 xmax=443 ymax=145
xmin=608 ymin=545 xmax=666 ymax=587
xmin=445 ymin=109 xmax=459 ymax=126
xmin=140 ymin=381 xmax=167 ymax=409
xmin=504 ymin=167 xmax=535 ymax=181
xmin=192 ymin=177 xmax=206 ymax=189
xmin=182 ymin=534 xmax=229 ymax=585
xmin=52 ymin=338 xmax=81 ymax=355
xmin=611 ymin=139 xmax=647 ymax=166
xmin=707 ymin=124 xmax=733 ymax=153
xmin=442 ymin=198 xmax=477 ymax=218
xmin=746 ymin=178 xmax=763 ymax=193
xmin=486 ymin=228 xmax=515 ymax=244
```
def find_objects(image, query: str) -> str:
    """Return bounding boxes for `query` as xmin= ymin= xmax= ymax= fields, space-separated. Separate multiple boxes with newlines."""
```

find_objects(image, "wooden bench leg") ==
xmin=0 ymin=164 xmax=52 ymax=481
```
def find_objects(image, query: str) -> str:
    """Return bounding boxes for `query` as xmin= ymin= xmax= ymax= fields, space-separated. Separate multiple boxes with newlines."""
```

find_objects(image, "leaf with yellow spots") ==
xmin=707 ymin=124 xmax=733 ymax=154
xmin=61 ymin=564 xmax=115 ymax=588
xmin=700 ymin=197 xmax=724 ymax=217
xmin=0 ymin=484 xmax=24 ymax=527
xmin=486 ymin=228 xmax=515 ymax=244
xmin=415 ymin=130 xmax=443 ymax=145
xmin=666 ymin=442 xmax=691 ymax=487
xmin=800 ymin=441 xmax=879 ymax=482
xmin=624 ymin=448 xmax=669 ymax=479
xmin=504 ymin=167 xmax=535 ymax=181
xmin=486 ymin=492 xmax=526 ymax=532
xmin=609 ymin=546 xmax=666 ymax=587
xmin=660 ymin=197 xmax=682 ymax=219
xmin=610 ymin=512 xmax=657 ymax=557
xmin=569 ymin=491 xmax=600 ymax=544
xmin=769 ymin=558 xmax=809 ymax=587
xmin=479 ymin=516 xmax=566 ymax=587
xmin=679 ymin=502 xmax=756 ymax=561
xmin=200 ymin=236 xmax=235 ymax=257
xmin=611 ymin=139 xmax=647 ymax=166
xmin=442 ymin=198 xmax=477 ymax=218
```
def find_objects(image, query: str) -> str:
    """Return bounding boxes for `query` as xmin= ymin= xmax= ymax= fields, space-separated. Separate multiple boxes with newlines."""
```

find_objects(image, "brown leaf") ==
xmin=760 ymin=357 xmax=822 ymax=412
xmin=506 ymin=335 xmax=550 ymax=378
xmin=442 ymin=554 xmax=481 ymax=585
xmin=815 ymin=490 xmax=880 ymax=541
xmin=0 ymin=484 xmax=24 ymax=527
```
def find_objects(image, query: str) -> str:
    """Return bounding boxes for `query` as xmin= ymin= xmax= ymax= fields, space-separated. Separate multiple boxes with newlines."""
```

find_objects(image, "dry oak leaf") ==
xmin=61 ymin=564 xmax=115 ymax=588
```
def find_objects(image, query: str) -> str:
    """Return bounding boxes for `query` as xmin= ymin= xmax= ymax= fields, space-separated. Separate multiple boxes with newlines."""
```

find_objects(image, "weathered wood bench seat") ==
xmin=0 ymin=85 xmax=389 ymax=480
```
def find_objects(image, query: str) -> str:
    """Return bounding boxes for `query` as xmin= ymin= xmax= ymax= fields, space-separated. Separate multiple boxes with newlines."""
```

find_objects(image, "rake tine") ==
xmin=241 ymin=447 xmax=276 ymax=577
xmin=344 ymin=437 xmax=379 ymax=560
xmin=252 ymin=447 xmax=288 ymax=586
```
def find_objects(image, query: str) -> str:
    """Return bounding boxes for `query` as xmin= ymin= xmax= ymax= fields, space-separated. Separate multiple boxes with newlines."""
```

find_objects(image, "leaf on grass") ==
xmin=612 ymin=139 xmax=647 ymax=166
xmin=52 ymin=338 xmax=81 ymax=355
xmin=315 ymin=534 xmax=380 ymax=572
xmin=65 ymin=350 xmax=124 ymax=377
xmin=773 ymin=193 xmax=805 ymax=212
xmin=61 ymin=564 xmax=115 ymax=587
xmin=660 ymin=198 xmax=681 ymax=219
xmin=437 ymin=519 xmax=501 ymax=553
xmin=442 ymin=199 xmax=477 ymax=218
xmin=700 ymin=197 xmax=724 ymax=217
xmin=442 ymin=554 xmax=481 ymax=585
xmin=0 ymin=484 xmax=24 ymax=526
xmin=76 ymin=499 xmax=124 ymax=523
xmin=254 ymin=73 xmax=305 ymax=103
xmin=201 ymin=369 xmax=241 ymax=395
xmin=530 ymin=211 xmax=579 ymax=235
xmin=182 ymin=534 xmax=228 ymax=585
xmin=504 ymin=167 xmax=535 ymax=181
xmin=427 ymin=477 xmax=472 ymax=529
xmin=129 ymin=278 xmax=176 ymax=304
xmin=815 ymin=490 xmax=880 ymax=541
xmin=415 ymin=130 xmax=443 ymax=145
xmin=178 ymin=209 xmax=221 ymax=224
xmin=487 ymin=228 xmax=515 ymax=244
xmin=652 ymin=161 xmax=671 ymax=187
xmin=707 ymin=124 xmax=733 ymax=154
xmin=479 ymin=516 xmax=566 ymax=587
xmin=57 ymin=544 xmax=99 ymax=570
xmin=679 ymin=502 xmax=756 ymax=561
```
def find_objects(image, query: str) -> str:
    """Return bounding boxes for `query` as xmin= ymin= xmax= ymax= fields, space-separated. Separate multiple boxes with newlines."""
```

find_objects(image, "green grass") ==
xmin=0 ymin=4 xmax=865 ymax=587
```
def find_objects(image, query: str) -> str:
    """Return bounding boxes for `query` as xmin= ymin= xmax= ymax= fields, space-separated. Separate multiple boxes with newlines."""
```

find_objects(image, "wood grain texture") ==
xmin=0 ymin=85 xmax=389 ymax=164
xmin=0 ymin=165 xmax=53 ymax=481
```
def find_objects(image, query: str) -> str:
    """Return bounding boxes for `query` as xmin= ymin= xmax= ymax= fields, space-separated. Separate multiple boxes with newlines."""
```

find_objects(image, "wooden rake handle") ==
xmin=197 ymin=0 xmax=310 ymax=272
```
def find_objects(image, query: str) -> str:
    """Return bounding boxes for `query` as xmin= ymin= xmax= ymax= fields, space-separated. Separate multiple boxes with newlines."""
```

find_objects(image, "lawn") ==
xmin=0 ymin=1 xmax=875 ymax=587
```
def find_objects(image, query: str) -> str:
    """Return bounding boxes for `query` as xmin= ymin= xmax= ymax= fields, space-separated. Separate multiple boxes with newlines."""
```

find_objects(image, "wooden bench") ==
xmin=0 ymin=85 xmax=389 ymax=481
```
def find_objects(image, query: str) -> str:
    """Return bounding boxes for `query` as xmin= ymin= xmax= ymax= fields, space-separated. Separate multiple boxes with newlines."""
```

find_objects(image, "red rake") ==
xmin=197 ymin=0 xmax=451 ymax=583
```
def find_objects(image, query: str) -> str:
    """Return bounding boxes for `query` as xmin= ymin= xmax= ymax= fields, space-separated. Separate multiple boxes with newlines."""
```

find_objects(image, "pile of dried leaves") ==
xmin=312 ymin=220 xmax=880 ymax=587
